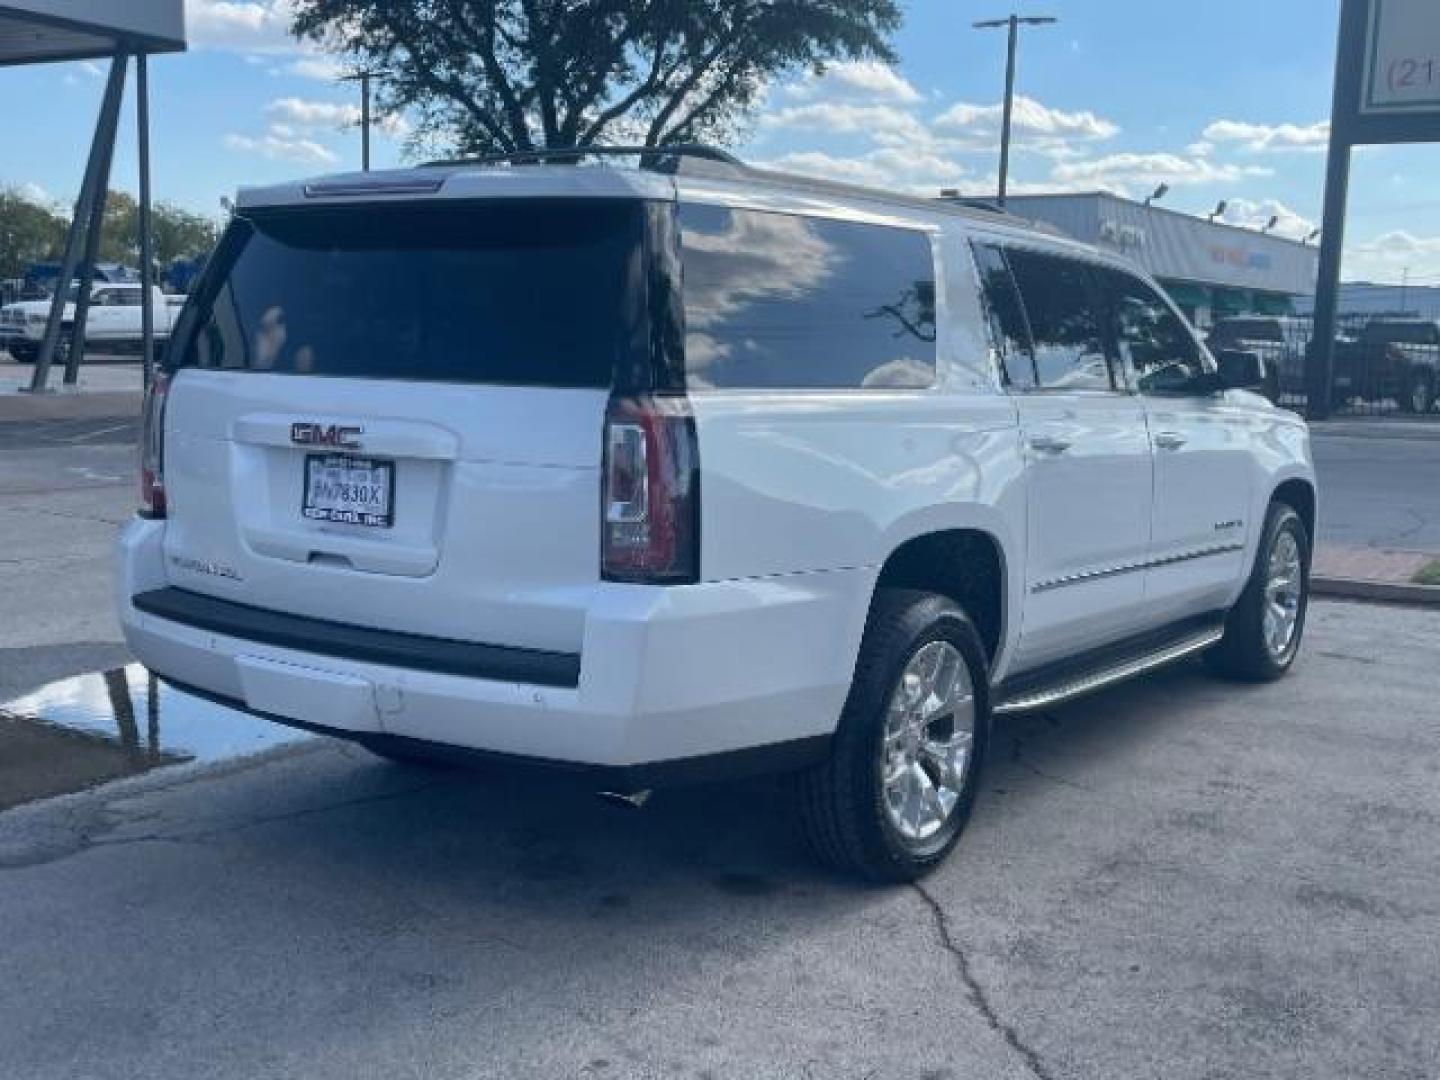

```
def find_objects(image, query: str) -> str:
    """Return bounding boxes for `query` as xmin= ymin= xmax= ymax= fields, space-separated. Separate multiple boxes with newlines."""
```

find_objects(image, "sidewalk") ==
xmin=0 ymin=361 xmax=143 ymax=422
xmin=1312 ymin=545 xmax=1440 ymax=605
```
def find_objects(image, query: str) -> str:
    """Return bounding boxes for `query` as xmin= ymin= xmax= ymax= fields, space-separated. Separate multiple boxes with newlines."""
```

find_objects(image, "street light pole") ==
xmin=975 ymin=14 xmax=1057 ymax=208
xmin=341 ymin=69 xmax=390 ymax=172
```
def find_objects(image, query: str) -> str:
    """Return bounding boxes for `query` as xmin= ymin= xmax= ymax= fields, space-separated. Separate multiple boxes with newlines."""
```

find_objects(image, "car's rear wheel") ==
xmin=796 ymin=589 xmax=989 ymax=882
xmin=1206 ymin=501 xmax=1310 ymax=681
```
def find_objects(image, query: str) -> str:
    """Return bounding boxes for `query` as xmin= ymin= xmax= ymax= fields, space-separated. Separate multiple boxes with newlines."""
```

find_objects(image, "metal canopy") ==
xmin=0 ymin=2 xmax=185 ymax=66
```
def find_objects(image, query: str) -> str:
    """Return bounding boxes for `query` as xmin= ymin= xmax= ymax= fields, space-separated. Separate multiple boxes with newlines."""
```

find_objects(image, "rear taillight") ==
xmin=602 ymin=396 xmax=699 ymax=583
xmin=139 ymin=372 xmax=169 ymax=518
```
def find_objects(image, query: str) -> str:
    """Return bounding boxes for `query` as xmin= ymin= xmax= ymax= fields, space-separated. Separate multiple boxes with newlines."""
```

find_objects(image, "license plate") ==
xmin=302 ymin=454 xmax=395 ymax=528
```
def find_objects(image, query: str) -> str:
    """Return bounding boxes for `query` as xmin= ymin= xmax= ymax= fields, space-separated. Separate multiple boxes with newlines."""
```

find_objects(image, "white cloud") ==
xmin=288 ymin=54 xmax=344 ymax=81
xmin=186 ymin=0 xmax=297 ymax=51
xmin=223 ymin=125 xmax=339 ymax=166
xmin=786 ymin=61 xmax=923 ymax=104
xmin=1049 ymin=152 xmax=1273 ymax=196
xmin=1201 ymin=119 xmax=1329 ymax=153
xmin=758 ymin=148 xmax=972 ymax=194
xmin=934 ymin=95 xmax=1119 ymax=150
xmin=266 ymin=96 xmax=359 ymax=128
xmin=265 ymin=96 xmax=409 ymax=137
xmin=1216 ymin=197 xmax=1316 ymax=241
xmin=1344 ymin=230 xmax=1440 ymax=283
xmin=760 ymin=102 xmax=930 ymax=144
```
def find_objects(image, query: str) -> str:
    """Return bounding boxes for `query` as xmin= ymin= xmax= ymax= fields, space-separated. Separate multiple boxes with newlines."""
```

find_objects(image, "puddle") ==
xmin=0 ymin=665 xmax=310 ymax=812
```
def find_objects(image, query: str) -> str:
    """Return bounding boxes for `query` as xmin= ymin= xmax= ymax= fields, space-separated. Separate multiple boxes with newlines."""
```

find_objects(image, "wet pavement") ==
xmin=0 ymin=665 xmax=309 ymax=811
xmin=0 ymin=600 xmax=1437 ymax=1080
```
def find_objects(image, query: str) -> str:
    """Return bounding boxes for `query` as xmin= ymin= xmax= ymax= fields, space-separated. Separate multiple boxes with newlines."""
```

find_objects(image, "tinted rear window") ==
xmin=172 ymin=200 xmax=647 ymax=388
xmin=677 ymin=204 xmax=936 ymax=390
xmin=1214 ymin=319 xmax=1282 ymax=342
xmin=1363 ymin=322 xmax=1438 ymax=345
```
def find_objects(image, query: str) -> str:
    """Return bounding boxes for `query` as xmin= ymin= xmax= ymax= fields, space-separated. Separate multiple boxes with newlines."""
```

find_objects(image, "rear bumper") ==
xmin=116 ymin=518 xmax=870 ymax=777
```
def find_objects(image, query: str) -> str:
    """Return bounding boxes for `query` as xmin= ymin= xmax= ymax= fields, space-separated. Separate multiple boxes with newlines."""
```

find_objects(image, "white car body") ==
xmin=116 ymin=158 xmax=1316 ymax=789
xmin=1 ymin=283 xmax=179 ymax=355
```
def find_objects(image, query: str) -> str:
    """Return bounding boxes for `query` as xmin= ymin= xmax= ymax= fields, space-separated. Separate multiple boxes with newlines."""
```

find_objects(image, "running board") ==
xmin=994 ymin=620 xmax=1225 ymax=716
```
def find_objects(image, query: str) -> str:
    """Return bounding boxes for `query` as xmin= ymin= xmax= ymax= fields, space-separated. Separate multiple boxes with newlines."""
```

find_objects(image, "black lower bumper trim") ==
xmin=159 ymin=675 xmax=831 ymax=789
xmin=132 ymin=586 xmax=580 ymax=689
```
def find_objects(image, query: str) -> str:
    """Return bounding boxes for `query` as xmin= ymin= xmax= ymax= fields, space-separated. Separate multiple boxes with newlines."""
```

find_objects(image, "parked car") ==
xmin=117 ymin=151 xmax=1316 ymax=881
xmin=1207 ymin=316 xmax=1308 ymax=401
xmin=1332 ymin=319 xmax=1440 ymax=413
xmin=1 ymin=283 xmax=181 ymax=362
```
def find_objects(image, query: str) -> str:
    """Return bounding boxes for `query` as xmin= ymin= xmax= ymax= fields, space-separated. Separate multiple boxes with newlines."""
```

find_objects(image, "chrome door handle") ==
xmin=1153 ymin=431 xmax=1187 ymax=451
xmin=1029 ymin=435 xmax=1072 ymax=456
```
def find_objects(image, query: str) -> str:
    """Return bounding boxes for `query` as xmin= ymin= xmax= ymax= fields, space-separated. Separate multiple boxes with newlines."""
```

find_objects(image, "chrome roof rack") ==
xmin=421 ymin=144 xmax=749 ymax=178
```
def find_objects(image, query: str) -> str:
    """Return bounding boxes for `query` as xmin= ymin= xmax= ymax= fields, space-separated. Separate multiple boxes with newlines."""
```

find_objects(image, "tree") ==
xmin=290 ymin=0 xmax=901 ymax=156
xmin=0 ymin=186 xmax=218 ymax=286
xmin=0 ymin=188 xmax=67 ymax=279
xmin=99 ymin=192 xmax=221 ymax=266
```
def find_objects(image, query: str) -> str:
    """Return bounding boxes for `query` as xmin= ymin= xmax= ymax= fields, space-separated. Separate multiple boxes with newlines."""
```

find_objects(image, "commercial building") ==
xmin=971 ymin=192 xmax=1320 ymax=330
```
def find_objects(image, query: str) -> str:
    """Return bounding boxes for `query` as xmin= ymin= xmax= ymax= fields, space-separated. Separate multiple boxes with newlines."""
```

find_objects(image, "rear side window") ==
xmin=172 ymin=199 xmax=647 ymax=388
xmin=677 ymin=204 xmax=936 ymax=390
xmin=1004 ymin=249 xmax=1114 ymax=392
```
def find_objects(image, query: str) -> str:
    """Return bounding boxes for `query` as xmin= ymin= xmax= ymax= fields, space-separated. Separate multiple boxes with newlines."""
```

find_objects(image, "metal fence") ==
xmin=1206 ymin=313 xmax=1440 ymax=418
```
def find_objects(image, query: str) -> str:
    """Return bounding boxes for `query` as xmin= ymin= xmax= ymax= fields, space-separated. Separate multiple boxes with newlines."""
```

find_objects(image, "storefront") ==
xmin=983 ymin=192 xmax=1319 ymax=330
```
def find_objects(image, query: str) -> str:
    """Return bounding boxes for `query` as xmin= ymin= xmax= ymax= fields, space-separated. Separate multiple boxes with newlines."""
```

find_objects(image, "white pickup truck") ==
xmin=1 ymin=283 xmax=182 ymax=361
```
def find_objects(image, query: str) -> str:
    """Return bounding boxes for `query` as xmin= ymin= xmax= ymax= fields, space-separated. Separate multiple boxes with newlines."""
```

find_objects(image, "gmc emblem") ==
xmin=290 ymin=422 xmax=362 ymax=450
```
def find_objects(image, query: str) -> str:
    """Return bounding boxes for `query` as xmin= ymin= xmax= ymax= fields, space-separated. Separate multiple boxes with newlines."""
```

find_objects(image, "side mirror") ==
xmin=1215 ymin=349 xmax=1266 ymax=391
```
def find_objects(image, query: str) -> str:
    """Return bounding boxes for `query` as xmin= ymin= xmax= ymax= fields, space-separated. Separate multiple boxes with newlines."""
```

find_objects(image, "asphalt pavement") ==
xmin=1310 ymin=421 xmax=1440 ymax=552
xmin=0 ymin=601 xmax=1436 ymax=1079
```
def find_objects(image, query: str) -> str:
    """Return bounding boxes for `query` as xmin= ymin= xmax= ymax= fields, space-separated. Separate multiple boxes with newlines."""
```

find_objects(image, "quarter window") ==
xmin=1004 ymin=249 xmax=1114 ymax=392
xmin=677 ymin=204 xmax=936 ymax=390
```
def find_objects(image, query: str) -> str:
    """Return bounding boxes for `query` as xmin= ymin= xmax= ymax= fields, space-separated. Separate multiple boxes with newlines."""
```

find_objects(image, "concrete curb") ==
xmin=1312 ymin=575 xmax=1440 ymax=607
xmin=0 ymin=391 xmax=141 ymax=423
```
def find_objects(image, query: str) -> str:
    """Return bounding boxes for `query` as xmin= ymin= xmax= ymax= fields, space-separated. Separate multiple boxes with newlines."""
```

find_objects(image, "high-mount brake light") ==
xmin=601 ymin=396 xmax=699 ymax=583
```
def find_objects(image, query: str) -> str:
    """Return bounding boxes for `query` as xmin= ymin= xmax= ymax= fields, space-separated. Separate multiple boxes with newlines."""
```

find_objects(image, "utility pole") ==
xmin=974 ymin=14 xmax=1057 ymax=207
xmin=340 ymin=68 xmax=389 ymax=171
xmin=1401 ymin=266 xmax=1410 ymax=314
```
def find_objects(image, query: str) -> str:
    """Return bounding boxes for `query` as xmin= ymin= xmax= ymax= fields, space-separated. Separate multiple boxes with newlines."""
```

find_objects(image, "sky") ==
xmin=4 ymin=0 xmax=1439 ymax=285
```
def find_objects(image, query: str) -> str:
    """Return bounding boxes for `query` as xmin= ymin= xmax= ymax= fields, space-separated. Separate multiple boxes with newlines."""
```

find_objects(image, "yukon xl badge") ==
xmin=291 ymin=422 xmax=362 ymax=450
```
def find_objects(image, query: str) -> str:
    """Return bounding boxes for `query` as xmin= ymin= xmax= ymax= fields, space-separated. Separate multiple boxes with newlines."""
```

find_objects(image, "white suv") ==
xmin=117 ymin=149 xmax=1316 ymax=881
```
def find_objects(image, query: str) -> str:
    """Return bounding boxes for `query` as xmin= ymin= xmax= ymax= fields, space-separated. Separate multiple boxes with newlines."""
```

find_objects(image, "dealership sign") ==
xmin=1363 ymin=0 xmax=1440 ymax=114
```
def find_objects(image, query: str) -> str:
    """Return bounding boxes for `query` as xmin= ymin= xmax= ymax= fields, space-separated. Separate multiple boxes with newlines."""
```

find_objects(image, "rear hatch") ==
xmin=159 ymin=197 xmax=654 ymax=655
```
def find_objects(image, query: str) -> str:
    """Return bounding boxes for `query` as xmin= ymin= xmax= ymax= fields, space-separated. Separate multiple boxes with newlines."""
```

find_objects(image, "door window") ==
xmin=1093 ymin=267 xmax=1208 ymax=394
xmin=972 ymin=244 xmax=1036 ymax=389
xmin=1004 ymin=249 xmax=1114 ymax=392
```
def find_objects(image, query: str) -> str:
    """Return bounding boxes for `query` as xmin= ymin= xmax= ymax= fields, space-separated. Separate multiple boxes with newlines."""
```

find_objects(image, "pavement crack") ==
xmin=911 ymin=881 xmax=1057 ymax=1080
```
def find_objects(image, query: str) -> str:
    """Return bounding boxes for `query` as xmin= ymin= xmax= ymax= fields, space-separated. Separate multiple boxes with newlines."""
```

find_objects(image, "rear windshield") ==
xmin=1212 ymin=319 xmax=1282 ymax=342
xmin=170 ymin=199 xmax=647 ymax=388
xmin=1363 ymin=321 xmax=1438 ymax=345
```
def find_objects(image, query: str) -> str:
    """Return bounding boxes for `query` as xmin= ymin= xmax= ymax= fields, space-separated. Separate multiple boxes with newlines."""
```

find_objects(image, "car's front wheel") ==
xmin=796 ymin=589 xmax=990 ymax=882
xmin=1206 ymin=501 xmax=1310 ymax=681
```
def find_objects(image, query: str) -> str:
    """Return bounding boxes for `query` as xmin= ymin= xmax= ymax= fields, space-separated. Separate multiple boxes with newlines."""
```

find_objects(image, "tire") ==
xmin=1205 ymin=501 xmax=1310 ymax=682
xmin=796 ymin=589 xmax=990 ymax=882
xmin=1399 ymin=369 xmax=1436 ymax=415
